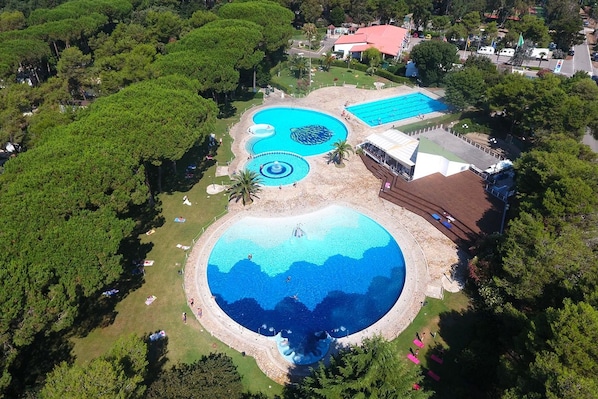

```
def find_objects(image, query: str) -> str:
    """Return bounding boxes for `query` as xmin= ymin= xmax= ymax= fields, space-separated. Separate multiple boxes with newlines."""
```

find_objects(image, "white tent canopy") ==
xmin=364 ymin=130 xmax=418 ymax=167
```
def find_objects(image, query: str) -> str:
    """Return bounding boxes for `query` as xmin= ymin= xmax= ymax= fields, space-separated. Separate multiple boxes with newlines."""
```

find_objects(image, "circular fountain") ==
xmin=261 ymin=160 xmax=293 ymax=179
xmin=270 ymin=161 xmax=282 ymax=174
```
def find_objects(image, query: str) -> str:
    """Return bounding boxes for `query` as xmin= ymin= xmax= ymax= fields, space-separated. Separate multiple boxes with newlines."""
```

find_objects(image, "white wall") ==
xmin=412 ymin=153 xmax=470 ymax=180
xmin=333 ymin=42 xmax=365 ymax=58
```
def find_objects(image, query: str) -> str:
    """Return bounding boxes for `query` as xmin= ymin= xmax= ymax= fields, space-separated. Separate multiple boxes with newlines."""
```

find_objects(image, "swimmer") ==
xmin=248 ymin=254 xmax=252 ymax=260
xmin=286 ymin=276 xmax=291 ymax=282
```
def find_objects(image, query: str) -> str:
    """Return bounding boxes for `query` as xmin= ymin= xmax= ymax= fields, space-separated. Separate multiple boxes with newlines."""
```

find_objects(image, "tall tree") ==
xmin=444 ymin=67 xmax=486 ymax=110
xmin=146 ymin=353 xmax=244 ymax=399
xmin=288 ymin=336 xmax=432 ymax=398
xmin=40 ymin=334 xmax=147 ymax=399
xmin=218 ymin=0 xmax=294 ymax=58
xmin=407 ymin=0 xmax=433 ymax=31
xmin=409 ymin=40 xmax=458 ymax=86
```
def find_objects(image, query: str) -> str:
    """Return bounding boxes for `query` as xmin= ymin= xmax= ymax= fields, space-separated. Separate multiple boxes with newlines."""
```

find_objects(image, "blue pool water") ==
xmin=249 ymin=108 xmax=348 ymax=156
xmin=207 ymin=205 xmax=406 ymax=364
xmin=347 ymin=92 xmax=448 ymax=126
xmin=246 ymin=152 xmax=310 ymax=187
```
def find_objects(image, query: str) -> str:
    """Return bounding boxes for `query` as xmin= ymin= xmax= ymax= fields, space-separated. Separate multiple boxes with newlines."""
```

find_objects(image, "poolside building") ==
xmin=359 ymin=129 xmax=470 ymax=181
xmin=333 ymin=25 xmax=409 ymax=60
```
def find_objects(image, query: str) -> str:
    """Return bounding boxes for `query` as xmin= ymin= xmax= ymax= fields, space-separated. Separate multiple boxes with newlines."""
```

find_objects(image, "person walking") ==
xmin=182 ymin=312 xmax=187 ymax=324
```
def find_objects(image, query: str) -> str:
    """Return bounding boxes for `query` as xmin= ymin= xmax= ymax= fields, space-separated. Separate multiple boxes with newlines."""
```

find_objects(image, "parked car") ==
xmin=592 ymin=52 xmax=598 ymax=61
xmin=477 ymin=46 xmax=496 ymax=55
xmin=498 ymin=48 xmax=515 ymax=57
xmin=568 ymin=48 xmax=575 ymax=56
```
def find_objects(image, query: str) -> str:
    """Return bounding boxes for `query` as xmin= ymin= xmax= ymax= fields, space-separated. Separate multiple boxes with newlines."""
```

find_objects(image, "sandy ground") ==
xmin=185 ymin=85 xmax=463 ymax=383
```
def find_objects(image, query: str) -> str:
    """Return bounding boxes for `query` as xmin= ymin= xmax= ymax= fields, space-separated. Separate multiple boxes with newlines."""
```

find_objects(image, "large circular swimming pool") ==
xmin=207 ymin=205 xmax=406 ymax=365
xmin=248 ymin=107 xmax=348 ymax=157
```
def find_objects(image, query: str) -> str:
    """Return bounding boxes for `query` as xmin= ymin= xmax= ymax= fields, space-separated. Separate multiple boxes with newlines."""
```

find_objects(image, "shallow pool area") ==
xmin=206 ymin=205 xmax=406 ymax=365
xmin=246 ymin=152 xmax=310 ymax=187
xmin=248 ymin=107 xmax=348 ymax=156
xmin=347 ymin=92 xmax=448 ymax=126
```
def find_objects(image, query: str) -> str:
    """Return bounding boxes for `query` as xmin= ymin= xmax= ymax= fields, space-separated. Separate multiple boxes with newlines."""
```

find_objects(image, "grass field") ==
xmin=72 ymin=89 xmax=472 ymax=397
xmin=272 ymin=65 xmax=393 ymax=96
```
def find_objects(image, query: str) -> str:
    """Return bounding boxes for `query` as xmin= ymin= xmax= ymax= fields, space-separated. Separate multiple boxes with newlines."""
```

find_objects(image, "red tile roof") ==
xmin=334 ymin=25 xmax=408 ymax=57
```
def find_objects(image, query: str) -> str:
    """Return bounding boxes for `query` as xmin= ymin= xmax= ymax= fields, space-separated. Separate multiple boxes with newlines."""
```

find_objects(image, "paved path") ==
xmin=184 ymin=85 xmax=463 ymax=384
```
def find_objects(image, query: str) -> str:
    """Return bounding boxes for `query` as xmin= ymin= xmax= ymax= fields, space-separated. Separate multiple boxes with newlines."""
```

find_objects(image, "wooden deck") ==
xmin=360 ymin=154 xmax=505 ymax=250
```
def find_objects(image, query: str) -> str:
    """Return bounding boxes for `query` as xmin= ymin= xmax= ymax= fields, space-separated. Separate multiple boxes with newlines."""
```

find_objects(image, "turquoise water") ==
xmin=207 ymin=205 xmax=406 ymax=364
xmin=249 ymin=108 xmax=348 ymax=156
xmin=347 ymin=93 xmax=448 ymax=126
xmin=246 ymin=152 xmax=310 ymax=187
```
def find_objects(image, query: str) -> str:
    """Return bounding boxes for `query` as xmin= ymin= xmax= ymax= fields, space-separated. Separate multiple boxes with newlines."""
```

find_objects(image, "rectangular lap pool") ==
xmin=346 ymin=92 xmax=448 ymax=127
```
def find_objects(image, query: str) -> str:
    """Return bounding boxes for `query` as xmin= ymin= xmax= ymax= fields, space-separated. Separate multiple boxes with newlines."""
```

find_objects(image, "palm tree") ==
xmin=328 ymin=140 xmax=354 ymax=167
xmin=302 ymin=23 xmax=318 ymax=49
xmin=289 ymin=54 xmax=309 ymax=79
xmin=228 ymin=169 xmax=262 ymax=205
xmin=322 ymin=51 xmax=335 ymax=71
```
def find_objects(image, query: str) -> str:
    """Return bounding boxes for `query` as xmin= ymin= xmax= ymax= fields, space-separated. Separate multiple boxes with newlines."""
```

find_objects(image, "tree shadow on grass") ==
xmin=158 ymin=137 xmax=220 ymax=195
xmin=6 ymin=331 xmax=74 ymax=397
xmin=145 ymin=333 xmax=169 ymax=386
xmin=420 ymin=304 xmax=504 ymax=399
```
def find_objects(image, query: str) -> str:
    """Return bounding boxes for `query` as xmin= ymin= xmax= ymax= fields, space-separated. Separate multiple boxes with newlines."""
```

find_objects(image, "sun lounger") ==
xmin=143 ymin=260 xmax=155 ymax=266
xmin=446 ymin=216 xmax=455 ymax=223
xmin=176 ymin=244 xmax=190 ymax=251
xmin=413 ymin=339 xmax=424 ymax=348
xmin=407 ymin=354 xmax=420 ymax=364
xmin=174 ymin=217 xmax=186 ymax=223
xmin=145 ymin=228 xmax=156 ymax=235
xmin=431 ymin=354 xmax=444 ymax=364
xmin=145 ymin=295 xmax=157 ymax=305
xmin=441 ymin=221 xmax=452 ymax=229
xmin=431 ymin=213 xmax=441 ymax=221
xmin=427 ymin=370 xmax=440 ymax=381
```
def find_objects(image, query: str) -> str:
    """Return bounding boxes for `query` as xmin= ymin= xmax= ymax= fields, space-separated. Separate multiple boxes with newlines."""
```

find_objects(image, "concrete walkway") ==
xmin=184 ymin=85 xmax=463 ymax=384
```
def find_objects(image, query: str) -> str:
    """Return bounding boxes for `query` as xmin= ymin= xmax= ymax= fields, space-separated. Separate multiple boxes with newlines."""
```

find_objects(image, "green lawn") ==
xmin=272 ymin=65 xmax=392 ymax=96
xmin=72 ymin=90 xmax=471 ymax=397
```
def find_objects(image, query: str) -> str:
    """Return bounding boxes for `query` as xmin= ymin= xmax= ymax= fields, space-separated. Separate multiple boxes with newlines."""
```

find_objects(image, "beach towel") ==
xmin=145 ymin=228 xmax=156 ymax=235
xmin=102 ymin=289 xmax=119 ymax=297
xmin=431 ymin=354 xmax=444 ymax=364
xmin=427 ymin=370 xmax=440 ymax=381
xmin=413 ymin=339 xmax=424 ymax=348
xmin=407 ymin=354 xmax=420 ymax=364
xmin=145 ymin=295 xmax=157 ymax=305
xmin=149 ymin=330 xmax=166 ymax=341
xmin=431 ymin=213 xmax=441 ymax=221
xmin=176 ymin=244 xmax=190 ymax=251
xmin=174 ymin=217 xmax=186 ymax=223
xmin=384 ymin=182 xmax=391 ymax=189
xmin=143 ymin=260 xmax=155 ymax=266
xmin=441 ymin=221 xmax=453 ymax=229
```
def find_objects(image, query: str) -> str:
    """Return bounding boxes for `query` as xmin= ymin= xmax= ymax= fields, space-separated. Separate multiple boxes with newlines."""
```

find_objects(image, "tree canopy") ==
xmin=410 ymin=40 xmax=458 ymax=86
xmin=288 ymin=336 xmax=432 ymax=398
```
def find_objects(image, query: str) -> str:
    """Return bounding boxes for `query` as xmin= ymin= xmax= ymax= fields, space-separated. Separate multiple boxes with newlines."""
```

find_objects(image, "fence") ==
xmin=443 ymin=127 xmax=505 ymax=161
xmin=279 ymin=81 xmax=408 ymax=98
xmin=485 ymin=185 xmax=509 ymax=202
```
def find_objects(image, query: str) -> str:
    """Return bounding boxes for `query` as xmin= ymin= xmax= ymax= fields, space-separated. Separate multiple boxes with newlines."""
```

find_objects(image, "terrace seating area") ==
xmin=360 ymin=154 xmax=505 ymax=250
